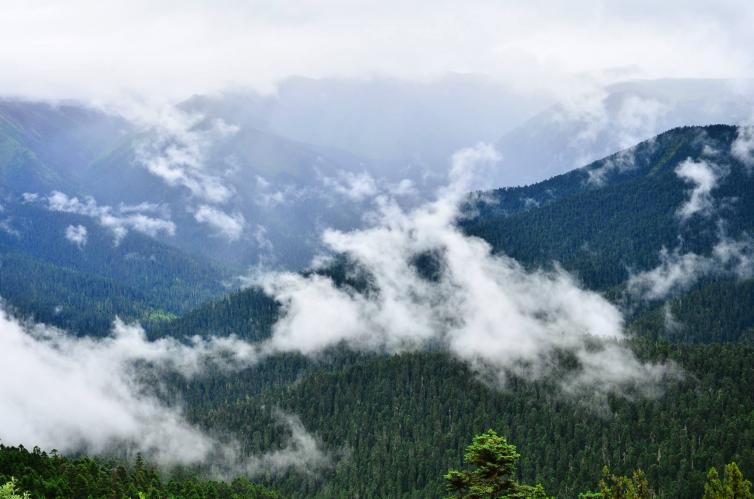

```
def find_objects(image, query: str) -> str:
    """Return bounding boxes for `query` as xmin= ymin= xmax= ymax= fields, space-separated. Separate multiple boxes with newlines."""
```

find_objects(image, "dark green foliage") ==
xmin=631 ymin=279 xmax=754 ymax=343
xmin=463 ymin=125 xmax=754 ymax=293
xmin=0 ymin=200 xmax=225 ymax=336
xmin=157 ymin=341 xmax=753 ymax=498
xmin=0 ymin=445 xmax=279 ymax=499
xmin=444 ymin=429 xmax=548 ymax=498
xmin=152 ymin=286 xmax=278 ymax=341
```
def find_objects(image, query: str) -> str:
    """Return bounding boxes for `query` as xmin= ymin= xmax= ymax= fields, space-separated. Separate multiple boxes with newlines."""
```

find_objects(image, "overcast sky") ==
xmin=1 ymin=0 xmax=753 ymax=102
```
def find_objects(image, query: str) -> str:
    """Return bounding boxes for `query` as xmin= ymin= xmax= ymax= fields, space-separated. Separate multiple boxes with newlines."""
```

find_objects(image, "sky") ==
xmin=2 ymin=0 xmax=754 ymax=102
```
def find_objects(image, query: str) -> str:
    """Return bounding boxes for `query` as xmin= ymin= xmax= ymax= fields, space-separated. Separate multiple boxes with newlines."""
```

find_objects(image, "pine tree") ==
xmin=444 ymin=429 xmax=549 ymax=498
xmin=702 ymin=463 xmax=753 ymax=499
xmin=598 ymin=467 xmax=655 ymax=499
xmin=704 ymin=468 xmax=725 ymax=499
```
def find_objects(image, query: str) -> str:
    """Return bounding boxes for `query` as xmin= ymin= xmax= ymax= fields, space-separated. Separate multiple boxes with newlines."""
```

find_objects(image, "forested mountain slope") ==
xmin=467 ymin=125 xmax=753 ymax=288
xmin=0 ymin=196 xmax=225 ymax=335
xmin=176 ymin=343 xmax=754 ymax=498
xmin=161 ymin=125 xmax=754 ymax=344
xmin=493 ymin=79 xmax=754 ymax=187
xmin=4 ymin=123 xmax=753 ymax=497
xmin=138 ymin=125 xmax=754 ymax=497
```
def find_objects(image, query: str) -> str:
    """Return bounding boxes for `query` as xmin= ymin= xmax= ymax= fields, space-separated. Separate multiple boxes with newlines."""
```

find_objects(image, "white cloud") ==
xmin=586 ymin=146 xmax=639 ymax=186
xmin=193 ymin=205 xmax=246 ymax=241
xmin=118 ymin=201 xmax=169 ymax=216
xmin=64 ymin=224 xmax=88 ymax=248
xmin=732 ymin=125 xmax=754 ymax=171
xmin=0 ymin=307 xmax=330 ymax=474
xmin=675 ymin=158 xmax=725 ymax=220
xmin=254 ymin=176 xmax=306 ymax=208
xmin=43 ymin=191 xmax=176 ymax=244
xmin=321 ymin=170 xmax=379 ymax=202
xmin=387 ymin=179 xmax=418 ymax=197
xmin=0 ymin=218 xmax=20 ymax=237
xmin=561 ymin=87 xmax=670 ymax=180
xmin=626 ymin=247 xmax=715 ymax=301
xmin=713 ymin=234 xmax=754 ymax=279
xmin=627 ymin=235 xmax=754 ymax=301
xmin=250 ymin=143 xmax=670 ymax=398
xmin=1 ymin=1 xmax=752 ymax=102
xmin=131 ymin=106 xmax=238 ymax=204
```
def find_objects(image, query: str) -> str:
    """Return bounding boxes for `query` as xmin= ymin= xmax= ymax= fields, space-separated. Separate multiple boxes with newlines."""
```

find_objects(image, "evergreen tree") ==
xmin=705 ymin=468 xmax=726 ymax=499
xmin=704 ymin=463 xmax=754 ymax=499
xmin=597 ymin=467 xmax=655 ymax=499
xmin=444 ymin=430 xmax=549 ymax=498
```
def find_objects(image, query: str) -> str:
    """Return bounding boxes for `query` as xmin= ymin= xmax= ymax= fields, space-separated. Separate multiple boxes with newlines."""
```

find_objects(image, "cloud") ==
xmin=118 ymin=201 xmax=170 ymax=217
xmin=556 ymin=86 xmax=670 ymax=173
xmin=193 ymin=205 xmax=246 ymax=241
xmin=250 ymin=143 xmax=670 ymax=398
xmin=586 ymin=146 xmax=640 ymax=186
xmin=254 ymin=176 xmax=307 ymax=209
xmin=626 ymin=247 xmax=715 ymax=301
xmin=626 ymin=234 xmax=754 ymax=301
xmin=675 ymin=158 xmax=725 ymax=220
xmin=42 ymin=191 xmax=176 ymax=244
xmin=1 ymin=1 xmax=752 ymax=102
xmin=0 ymin=218 xmax=20 ymax=238
xmin=731 ymin=125 xmax=754 ymax=171
xmin=321 ymin=170 xmax=379 ymax=202
xmin=131 ymin=107 xmax=238 ymax=204
xmin=0 ymin=307 xmax=330 ymax=475
xmin=663 ymin=303 xmax=684 ymax=335
xmin=387 ymin=179 xmax=418 ymax=197
xmin=713 ymin=233 xmax=754 ymax=279
xmin=242 ymin=411 xmax=333 ymax=476
xmin=64 ymin=224 xmax=88 ymax=248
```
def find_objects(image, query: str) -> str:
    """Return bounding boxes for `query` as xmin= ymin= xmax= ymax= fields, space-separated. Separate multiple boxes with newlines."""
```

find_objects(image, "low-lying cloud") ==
xmin=675 ymin=158 xmax=726 ymax=220
xmin=627 ymin=234 xmax=754 ymax=302
xmin=193 ymin=204 xmax=246 ymax=241
xmin=35 ymin=191 xmax=176 ymax=244
xmin=64 ymin=224 xmax=88 ymax=248
xmin=249 ymin=144 xmax=670 ymax=398
xmin=0 ymin=307 xmax=330 ymax=475
xmin=131 ymin=106 xmax=238 ymax=205
xmin=320 ymin=170 xmax=379 ymax=202
xmin=732 ymin=125 xmax=754 ymax=171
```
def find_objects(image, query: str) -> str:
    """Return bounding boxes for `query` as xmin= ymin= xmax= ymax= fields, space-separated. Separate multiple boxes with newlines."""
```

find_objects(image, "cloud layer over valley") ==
xmin=0 ymin=307 xmax=330 ymax=476
xmin=250 ymin=144 xmax=672 ymax=398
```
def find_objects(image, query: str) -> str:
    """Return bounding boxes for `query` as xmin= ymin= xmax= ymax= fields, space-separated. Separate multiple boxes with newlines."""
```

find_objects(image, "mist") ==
xmin=0 ymin=307 xmax=330 ymax=476
xmin=249 ymin=144 xmax=672 ymax=398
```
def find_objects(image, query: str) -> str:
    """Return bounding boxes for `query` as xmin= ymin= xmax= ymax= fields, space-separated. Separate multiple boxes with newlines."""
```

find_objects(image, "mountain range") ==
xmin=2 ymin=81 xmax=754 ymax=497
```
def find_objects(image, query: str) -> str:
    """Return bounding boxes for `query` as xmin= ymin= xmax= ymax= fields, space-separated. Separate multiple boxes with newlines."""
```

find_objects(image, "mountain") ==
xmin=138 ymin=125 xmax=754 ymax=497
xmin=4 ymin=97 xmax=754 ymax=497
xmin=161 ymin=125 xmax=754 ymax=343
xmin=493 ymin=79 xmax=754 ymax=187
xmin=0 ymin=97 xmax=405 ymax=270
xmin=0 ymin=194 xmax=226 ymax=335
